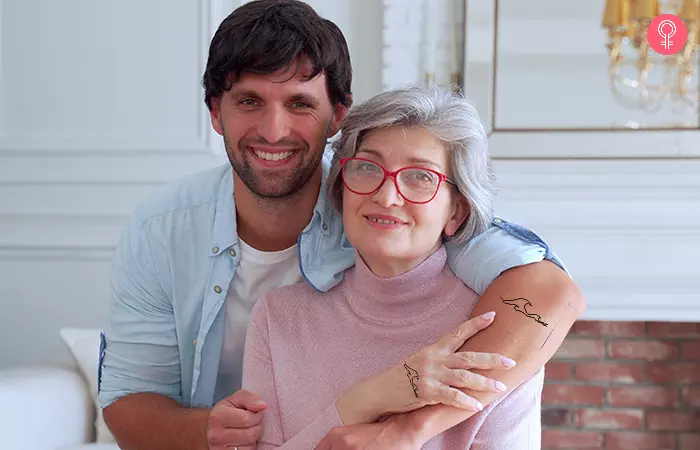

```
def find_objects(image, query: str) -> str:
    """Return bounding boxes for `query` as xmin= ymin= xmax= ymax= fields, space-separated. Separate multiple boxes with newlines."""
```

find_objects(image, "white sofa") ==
xmin=0 ymin=329 xmax=120 ymax=450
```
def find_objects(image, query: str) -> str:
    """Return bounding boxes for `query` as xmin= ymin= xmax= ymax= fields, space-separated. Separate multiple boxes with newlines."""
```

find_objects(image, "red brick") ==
xmin=542 ymin=429 xmax=603 ymax=448
xmin=606 ymin=431 xmax=676 ymax=449
xmin=577 ymin=408 xmax=643 ymax=429
xmin=541 ymin=408 xmax=571 ymax=426
xmin=608 ymin=339 xmax=678 ymax=360
xmin=571 ymin=321 xmax=645 ymax=337
xmin=646 ymin=410 xmax=700 ymax=431
xmin=545 ymin=361 xmax=571 ymax=381
xmin=647 ymin=362 xmax=700 ymax=383
xmin=679 ymin=433 xmax=700 ymax=450
xmin=574 ymin=362 xmax=644 ymax=383
xmin=543 ymin=384 xmax=606 ymax=406
xmin=680 ymin=340 xmax=700 ymax=359
xmin=608 ymin=386 xmax=678 ymax=407
xmin=647 ymin=322 xmax=700 ymax=338
xmin=554 ymin=338 xmax=605 ymax=359
xmin=681 ymin=386 xmax=700 ymax=407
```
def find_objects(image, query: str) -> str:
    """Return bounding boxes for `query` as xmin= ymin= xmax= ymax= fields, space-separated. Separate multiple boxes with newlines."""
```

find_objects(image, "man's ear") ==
xmin=327 ymin=101 xmax=349 ymax=137
xmin=209 ymin=97 xmax=224 ymax=136
xmin=444 ymin=194 xmax=470 ymax=237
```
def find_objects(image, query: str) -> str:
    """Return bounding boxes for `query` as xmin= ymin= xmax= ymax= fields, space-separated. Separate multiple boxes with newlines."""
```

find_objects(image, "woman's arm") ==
xmin=408 ymin=260 xmax=586 ymax=445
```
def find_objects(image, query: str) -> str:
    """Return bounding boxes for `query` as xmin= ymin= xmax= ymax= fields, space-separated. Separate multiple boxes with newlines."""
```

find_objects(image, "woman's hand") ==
xmin=336 ymin=311 xmax=517 ymax=425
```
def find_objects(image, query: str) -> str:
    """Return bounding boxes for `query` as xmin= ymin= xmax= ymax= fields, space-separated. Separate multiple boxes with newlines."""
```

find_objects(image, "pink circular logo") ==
xmin=647 ymin=14 xmax=688 ymax=55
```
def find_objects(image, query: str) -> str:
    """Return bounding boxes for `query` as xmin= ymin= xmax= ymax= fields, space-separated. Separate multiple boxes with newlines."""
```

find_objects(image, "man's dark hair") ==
xmin=202 ymin=0 xmax=352 ymax=110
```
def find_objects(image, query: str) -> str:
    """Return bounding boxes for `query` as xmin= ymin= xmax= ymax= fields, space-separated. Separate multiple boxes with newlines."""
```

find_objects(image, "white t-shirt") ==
xmin=214 ymin=239 xmax=303 ymax=399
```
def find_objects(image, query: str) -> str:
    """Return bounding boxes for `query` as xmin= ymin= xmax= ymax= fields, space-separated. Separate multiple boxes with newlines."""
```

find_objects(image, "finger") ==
xmin=435 ymin=312 xmax=496 ymax=352
xmin=440 ymin=368 xmax=508 ymax=393
xmin=435 ymin=384 xmax=484 ymax=411
xmin=227 ymin=389 xmax=268 ymax=412
xmin=449 ymin=351 xmax=517 ymax=370
xmin=208 ymin=424 xmax=262 ymax=447
xmin=214 ymin=407 xmax=265 ymax=429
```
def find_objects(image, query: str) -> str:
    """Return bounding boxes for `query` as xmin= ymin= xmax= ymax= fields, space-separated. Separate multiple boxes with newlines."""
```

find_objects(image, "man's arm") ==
xmin=408 ymin=260 xmax=585 ymax=444
xmin=103 ymin=395 xmax=209 ymax=450
xmin=99 ymin=217 xmax=208 ymax=450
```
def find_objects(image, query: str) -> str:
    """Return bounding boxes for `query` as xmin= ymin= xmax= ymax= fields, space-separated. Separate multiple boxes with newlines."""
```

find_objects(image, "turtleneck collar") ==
xmin=344 ymin=246 xmax=464 ymax=326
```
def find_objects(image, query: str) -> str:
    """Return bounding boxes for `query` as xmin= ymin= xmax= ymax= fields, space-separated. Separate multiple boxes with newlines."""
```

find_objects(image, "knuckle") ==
xmin=463 ymin=352 xmax=476 ymax=365
xmin=243 ymin=426 xmax=259 ymax=442
xmin=458 ymin=370 xmax=471 ymax=383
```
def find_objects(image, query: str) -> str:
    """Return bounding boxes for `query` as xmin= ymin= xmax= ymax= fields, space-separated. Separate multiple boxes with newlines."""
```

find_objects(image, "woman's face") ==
xmin=342 ymin=125 xmax=469 ymax=277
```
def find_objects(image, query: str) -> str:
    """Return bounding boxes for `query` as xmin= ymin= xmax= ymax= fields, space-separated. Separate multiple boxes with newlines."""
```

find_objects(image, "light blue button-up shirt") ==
xmin=98 ymin=152 xmax=565 ymax=409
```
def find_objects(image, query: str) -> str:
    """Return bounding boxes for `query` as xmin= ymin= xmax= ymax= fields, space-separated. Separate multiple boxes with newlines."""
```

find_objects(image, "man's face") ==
xmin=210 ymin=61 xmax=347 ymax=198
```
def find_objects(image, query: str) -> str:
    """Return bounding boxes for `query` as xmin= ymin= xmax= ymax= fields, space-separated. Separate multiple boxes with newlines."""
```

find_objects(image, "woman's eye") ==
xmin=358 ymin=163 xmax=380 ymax=172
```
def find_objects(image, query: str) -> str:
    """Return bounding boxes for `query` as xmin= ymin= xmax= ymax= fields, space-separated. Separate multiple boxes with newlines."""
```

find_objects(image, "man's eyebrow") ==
xmin=228 ymin=89 xmax=261 ymax=99
xmin=357 ymin=148 xmax=443 ymax=170
xmin=289 ymin=93 xmax=320 ymax=107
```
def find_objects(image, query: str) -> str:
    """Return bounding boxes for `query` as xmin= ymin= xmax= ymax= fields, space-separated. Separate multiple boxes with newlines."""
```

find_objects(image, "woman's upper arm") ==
xmin=456 ymin=259 xmax=585 ymax=408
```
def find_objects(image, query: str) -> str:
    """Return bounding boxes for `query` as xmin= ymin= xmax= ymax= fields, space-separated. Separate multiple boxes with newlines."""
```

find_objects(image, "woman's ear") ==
xmin=444 ymin=194 xmax=469 ymax=237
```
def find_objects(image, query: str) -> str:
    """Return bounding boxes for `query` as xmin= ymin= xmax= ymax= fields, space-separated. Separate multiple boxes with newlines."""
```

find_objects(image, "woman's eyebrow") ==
xmin=356 ymin=148 xmax=443 ymax=170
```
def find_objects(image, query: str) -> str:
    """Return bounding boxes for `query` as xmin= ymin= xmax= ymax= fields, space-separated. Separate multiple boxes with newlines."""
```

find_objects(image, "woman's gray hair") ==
xmin=327 ymin=84 xmax=497 ymax=244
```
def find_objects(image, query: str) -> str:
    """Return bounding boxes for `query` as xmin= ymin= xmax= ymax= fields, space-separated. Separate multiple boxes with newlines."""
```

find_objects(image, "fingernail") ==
xmin=495 ymin=381 xmax=507 ymax=391
xmin=502 ymin=357 xmax=517 ymax=368
xmin=481 ymin=311 xmax=496 ymax=320
xmin=253 ymin=400 xmax=267 ymax=407
xmin=476 ymin=402 xmax=484 ymax=411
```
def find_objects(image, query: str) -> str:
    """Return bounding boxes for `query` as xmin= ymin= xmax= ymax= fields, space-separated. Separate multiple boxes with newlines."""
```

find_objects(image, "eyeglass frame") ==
xmin=339 ymin=157 xmax=457 ymax=204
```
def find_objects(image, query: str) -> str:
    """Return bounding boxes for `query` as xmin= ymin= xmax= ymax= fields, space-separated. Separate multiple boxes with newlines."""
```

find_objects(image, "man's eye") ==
xmin=291 ymin=101 xmax=310 ymax=108
xmin=239 ymin=99 xmax=258 ymax=106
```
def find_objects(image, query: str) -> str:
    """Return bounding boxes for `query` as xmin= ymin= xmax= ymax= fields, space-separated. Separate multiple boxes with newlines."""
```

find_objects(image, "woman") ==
xmin=242 ymin=85 xmax=544 ymax=449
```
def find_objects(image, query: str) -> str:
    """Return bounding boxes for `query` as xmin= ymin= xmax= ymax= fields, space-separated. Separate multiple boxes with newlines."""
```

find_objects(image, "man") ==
xmin=99 ymin=1 xmax=585 ymax=449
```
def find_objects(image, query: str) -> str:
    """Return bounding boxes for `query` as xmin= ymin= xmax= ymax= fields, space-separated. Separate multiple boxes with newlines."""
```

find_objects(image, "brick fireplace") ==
xmin=542 ymin=320 xmax=700 ymax=449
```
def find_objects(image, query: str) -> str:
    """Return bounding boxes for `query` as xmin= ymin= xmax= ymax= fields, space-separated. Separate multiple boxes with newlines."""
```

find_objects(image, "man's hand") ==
xmin=207 ymin=389 xmax=267 ymax=450
xmin=314 ymin=413 xmax=425 ymax=450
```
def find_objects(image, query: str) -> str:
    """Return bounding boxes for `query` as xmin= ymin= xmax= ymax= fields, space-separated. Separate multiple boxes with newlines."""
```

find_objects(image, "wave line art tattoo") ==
xmin=404 ymin=363 xmax=419 ymax=398
xmin=501 ymin=297 xmax=548 ymax=327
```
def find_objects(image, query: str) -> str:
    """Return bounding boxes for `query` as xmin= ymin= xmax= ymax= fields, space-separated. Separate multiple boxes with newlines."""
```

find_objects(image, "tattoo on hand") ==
xmin=501 ymin=297 xmax=548 ymax=327
xmin=404 ymin=363 xmax=419 ymax=398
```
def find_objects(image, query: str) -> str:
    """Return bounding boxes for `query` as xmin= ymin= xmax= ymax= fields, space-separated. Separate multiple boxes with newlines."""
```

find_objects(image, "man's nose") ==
xmin=371 ymin=177 xmax=404 ymax=207
xmin=257 ymin=106 xmax=291 ymax=144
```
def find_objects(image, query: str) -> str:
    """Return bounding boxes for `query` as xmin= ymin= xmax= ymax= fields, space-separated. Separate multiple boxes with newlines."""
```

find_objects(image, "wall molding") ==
xmin=0 ymin=0 xmax=223 ymax=156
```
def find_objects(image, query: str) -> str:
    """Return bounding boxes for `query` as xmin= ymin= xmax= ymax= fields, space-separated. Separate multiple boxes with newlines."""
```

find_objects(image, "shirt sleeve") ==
xmin=97 ymin=215 xmax=181 ymax=408
xmin=242 ymin=300 xmax=344 ymax=450
xmin=446 ymin=218 xmax=570 ymax=296
xmin=470 ymin=368 xmax=544 ymax=449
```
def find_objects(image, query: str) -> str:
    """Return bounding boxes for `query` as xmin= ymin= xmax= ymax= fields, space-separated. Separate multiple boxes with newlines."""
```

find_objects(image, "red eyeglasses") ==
xmin=340 ymin=157 xmax=456 ymax=204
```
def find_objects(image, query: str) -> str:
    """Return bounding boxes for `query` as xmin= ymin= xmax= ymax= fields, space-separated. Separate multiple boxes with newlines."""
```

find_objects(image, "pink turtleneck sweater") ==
xmin=242 ymin=247 xmax=544 ymax=449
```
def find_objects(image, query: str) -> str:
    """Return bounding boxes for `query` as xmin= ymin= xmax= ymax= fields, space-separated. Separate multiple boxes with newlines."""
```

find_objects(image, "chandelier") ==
xmin=602 ymin=0 xmax=699 ymax=112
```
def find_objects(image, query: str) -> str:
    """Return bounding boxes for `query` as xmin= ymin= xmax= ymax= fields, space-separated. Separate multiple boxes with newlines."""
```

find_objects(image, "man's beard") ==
xmin=224 ymin=132 xmax=328 ymax=199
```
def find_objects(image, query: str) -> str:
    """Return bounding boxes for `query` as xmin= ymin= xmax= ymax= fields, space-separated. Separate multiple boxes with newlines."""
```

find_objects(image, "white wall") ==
xmin=0 ymin=0 xmax=384 ymax=369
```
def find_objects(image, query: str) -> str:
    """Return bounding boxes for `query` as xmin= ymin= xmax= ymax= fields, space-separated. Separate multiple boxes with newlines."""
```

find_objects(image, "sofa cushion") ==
xmin=60 ymin=328 xmax=116 ymax=444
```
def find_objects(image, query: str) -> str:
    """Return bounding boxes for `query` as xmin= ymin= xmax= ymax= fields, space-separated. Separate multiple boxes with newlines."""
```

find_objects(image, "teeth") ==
xmin=368 ymin=217 xmax=397 ymax=224
xmin=254 ymin=150 xmax=294 ymax=161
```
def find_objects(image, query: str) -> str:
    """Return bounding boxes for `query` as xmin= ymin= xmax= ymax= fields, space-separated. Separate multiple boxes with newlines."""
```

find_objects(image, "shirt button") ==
xmin=229 ymin=248 xmax=236 ymax=257
xmin=212 ymin=246 xmax=219 ymax=254
xmin=494 ymin=218 xmax=502 ymax=224
xmin=214 ymin=285 xmax=222 ymax=294
xmin=193 ymin=339 xmax=197 ymax=347
xmin=322 ymin=223 xmax=328 ymax=231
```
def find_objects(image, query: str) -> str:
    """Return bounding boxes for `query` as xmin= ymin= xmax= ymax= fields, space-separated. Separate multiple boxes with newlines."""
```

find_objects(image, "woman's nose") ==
xmin=371 ymin=177 xmax=404 ymax=207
